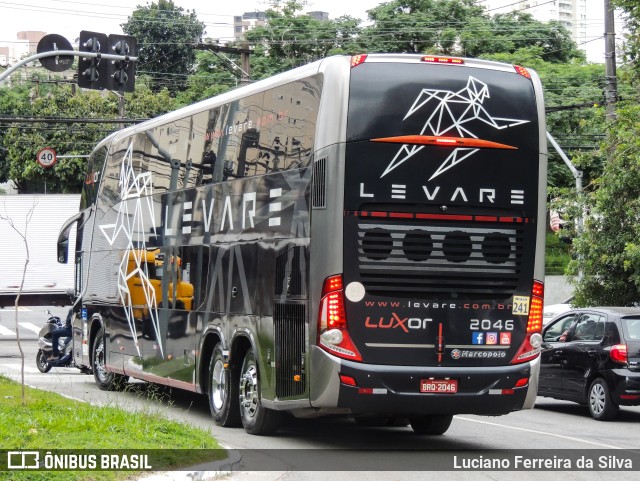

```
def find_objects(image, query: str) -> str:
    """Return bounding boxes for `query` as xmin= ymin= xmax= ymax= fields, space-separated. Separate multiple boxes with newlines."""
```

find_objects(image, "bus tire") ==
xmin=409 ymin=414 xmax=453 ymax=435
xmin=239 ymin=349 xmax=282 ymax=435
xmin=92 ymin=328 xmax=126 ymax=391
xmin=208 ymin=343 xmax=241 ymax=427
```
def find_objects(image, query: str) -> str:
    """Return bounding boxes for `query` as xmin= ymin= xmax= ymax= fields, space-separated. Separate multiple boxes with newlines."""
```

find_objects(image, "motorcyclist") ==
xmin=48 ymin=309 xmax=72 ymax=360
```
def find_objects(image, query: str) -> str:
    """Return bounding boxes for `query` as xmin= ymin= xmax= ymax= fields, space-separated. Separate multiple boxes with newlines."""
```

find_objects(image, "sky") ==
xmin=0 ymin=0 xmax=623 ymax=63
xmin=0 ymin=0 xmax=378 ymax=43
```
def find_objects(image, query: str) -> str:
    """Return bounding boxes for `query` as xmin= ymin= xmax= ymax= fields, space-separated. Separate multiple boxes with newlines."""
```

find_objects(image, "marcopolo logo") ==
xmin=451 ymin=349 xmax=506 ymax=359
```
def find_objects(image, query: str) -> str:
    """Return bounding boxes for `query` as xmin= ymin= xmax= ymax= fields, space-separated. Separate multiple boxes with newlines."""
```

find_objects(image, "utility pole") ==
xmin=117 ymin=93 xmax=125 ymax=130
xmin=604 ymin=0 xmax=618 ymax=122
xmin=196 ymin=43 xmax=251 ymax=85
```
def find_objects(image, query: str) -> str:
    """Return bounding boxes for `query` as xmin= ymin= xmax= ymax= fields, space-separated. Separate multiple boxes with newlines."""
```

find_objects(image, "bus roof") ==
xmin=98 ymin=54 xmax=533 ymax=154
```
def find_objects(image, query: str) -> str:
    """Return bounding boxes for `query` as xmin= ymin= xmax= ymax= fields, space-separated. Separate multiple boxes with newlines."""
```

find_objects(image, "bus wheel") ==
xmin=92 ymin=328 xmax=126 ymax=391
xmin=409 ymin=414 xmax=453 ymax=435
xmin=208 ymin=343 xmax=240 ymax=427
xmin=239 ymin=349 xmax=282 ymax=435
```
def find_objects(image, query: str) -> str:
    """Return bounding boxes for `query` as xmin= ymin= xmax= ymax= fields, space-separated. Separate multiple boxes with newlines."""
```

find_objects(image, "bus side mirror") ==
xmin=58 ymin=239 xmax=69 ymax=263
xmin=57 ymin=211 xmax=83 ymax=264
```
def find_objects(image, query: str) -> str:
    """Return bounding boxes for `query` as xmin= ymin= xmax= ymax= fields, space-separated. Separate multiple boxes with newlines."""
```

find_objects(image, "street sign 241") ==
xmin=37 ymin=147 xmax=57 ymax=168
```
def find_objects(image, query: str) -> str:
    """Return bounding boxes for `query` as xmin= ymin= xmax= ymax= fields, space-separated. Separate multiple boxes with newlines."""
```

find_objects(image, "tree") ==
xmin=0 ymin=199 xmax=36 ymax=405
xmin=121 ymin=0 xmax=205 ymax=93
xmin=460 ymin=12 xmax=584 ymax=63
xmin=360 ymin=0 xmax=485 ymax=54
xmin=174 ymin=50 xmax=239 ymax=106
xmin=565 ymin=103 xmax=640 ymax=306
xmin=613 ymin=0 xmax=640 ymax=79
xmin=0 ymin=77 xmax=176 ymax=193
xmin=245 ymin=1 xmax=362 ymax=79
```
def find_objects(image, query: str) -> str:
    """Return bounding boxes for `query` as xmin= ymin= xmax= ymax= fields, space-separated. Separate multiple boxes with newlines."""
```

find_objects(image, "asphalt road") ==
xmin=1 ymin=305 xmax=639 ymax=480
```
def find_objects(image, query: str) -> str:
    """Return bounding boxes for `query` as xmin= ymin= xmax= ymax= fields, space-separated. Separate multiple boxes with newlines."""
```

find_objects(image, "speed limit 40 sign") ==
xmin=37 ymin=147 xmax=57 ymax=168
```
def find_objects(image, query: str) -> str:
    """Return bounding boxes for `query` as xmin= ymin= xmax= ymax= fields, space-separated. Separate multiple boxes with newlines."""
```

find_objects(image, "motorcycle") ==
xmin=36 ymin=310 xmax=74 ymax=373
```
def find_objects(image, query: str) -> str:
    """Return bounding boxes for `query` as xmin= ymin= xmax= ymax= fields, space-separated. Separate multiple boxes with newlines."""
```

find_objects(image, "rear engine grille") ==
xmin=275 ymin=303 xmax=306 ymax=398
xmin=356 ymin=220 xmax=525 ymax=298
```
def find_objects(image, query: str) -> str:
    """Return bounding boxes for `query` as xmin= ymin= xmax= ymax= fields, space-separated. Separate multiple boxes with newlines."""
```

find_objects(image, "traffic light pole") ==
xmin=0 ymin=50 xmax=138 ymax=84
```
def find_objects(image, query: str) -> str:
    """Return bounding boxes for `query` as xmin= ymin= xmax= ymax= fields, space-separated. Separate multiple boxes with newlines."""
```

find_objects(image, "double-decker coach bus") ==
xmin=58 ymin=54 xmax=547 ymax=435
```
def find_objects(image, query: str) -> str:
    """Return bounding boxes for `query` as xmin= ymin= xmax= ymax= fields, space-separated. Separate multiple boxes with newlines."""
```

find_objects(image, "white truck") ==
xmin=0 ymin=194 xmax=79 ymax=307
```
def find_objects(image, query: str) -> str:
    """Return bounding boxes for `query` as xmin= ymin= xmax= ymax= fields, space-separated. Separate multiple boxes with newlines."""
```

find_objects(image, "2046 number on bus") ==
xmin=420 ymin=379 xmax=458 ymax=394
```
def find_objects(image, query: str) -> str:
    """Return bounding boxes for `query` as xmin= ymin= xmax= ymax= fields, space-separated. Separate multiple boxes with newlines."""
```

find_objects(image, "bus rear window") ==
xmin=347 ymin=62 xmax=538 ymax=154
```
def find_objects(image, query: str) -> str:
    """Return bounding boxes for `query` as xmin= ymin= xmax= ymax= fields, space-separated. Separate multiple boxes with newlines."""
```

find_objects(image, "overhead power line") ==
xmin=0 ymin=117 xmax=148 ymax=124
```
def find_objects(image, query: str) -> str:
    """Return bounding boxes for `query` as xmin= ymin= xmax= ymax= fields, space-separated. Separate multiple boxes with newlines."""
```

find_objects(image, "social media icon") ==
xmin=486 ymin=332 xmax=498 ymax=345
xmin=472 ymin=332 xmax=484 ymax=344
xmin=500 ymin=332 xmax=512 ymax=345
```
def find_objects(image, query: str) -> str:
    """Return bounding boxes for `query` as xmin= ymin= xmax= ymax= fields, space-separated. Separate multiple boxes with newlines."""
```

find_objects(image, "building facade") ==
xmin=233 ymin=10 xmax=329 ymax=41
xmin=0 ymin=31 xmax=46 ymax=66
xmin=478 ymin=1 xmax=588 ymax=55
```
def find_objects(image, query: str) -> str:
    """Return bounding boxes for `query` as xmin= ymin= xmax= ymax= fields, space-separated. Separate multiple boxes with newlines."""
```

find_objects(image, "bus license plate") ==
xmin=420 ymin=379 xmax=458 ymax=394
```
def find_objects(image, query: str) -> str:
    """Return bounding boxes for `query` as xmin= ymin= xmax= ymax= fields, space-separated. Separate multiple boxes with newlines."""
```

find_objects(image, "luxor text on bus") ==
xmin=57 ymin=53 xmax=547 ymax=435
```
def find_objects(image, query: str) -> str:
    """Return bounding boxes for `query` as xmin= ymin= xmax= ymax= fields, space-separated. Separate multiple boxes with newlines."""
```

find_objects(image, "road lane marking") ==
xmin=0 ymin=363 xmax=42 ymax=374
xmin=0 ymin=325 xmax=15 ymax=336
xmin=456 ymin=416 xmax=621 ymax=449
xmin=18 ymin=322 xmax=41 ymax=334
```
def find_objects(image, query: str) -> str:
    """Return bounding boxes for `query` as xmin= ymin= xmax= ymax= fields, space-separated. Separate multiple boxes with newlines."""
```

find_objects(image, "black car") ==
xmin=539 ymin=307 xmax=640 ymax=420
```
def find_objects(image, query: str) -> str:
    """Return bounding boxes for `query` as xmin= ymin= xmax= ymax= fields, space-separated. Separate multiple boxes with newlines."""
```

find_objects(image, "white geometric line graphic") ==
xmin=98 ymin=142 xmax=162 ymax=357
xmin=381 ymin=76 xmax=529 ymax=180
xmin=428 ymin=148 xmax=479 ymax=182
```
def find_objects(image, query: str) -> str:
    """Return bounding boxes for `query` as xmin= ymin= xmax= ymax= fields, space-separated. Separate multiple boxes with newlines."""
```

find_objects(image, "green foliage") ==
xmin=613 ymin=0 xmax=640 ymax=81
xmin=121 ymin=0 xmax=205 ymax=93
xmin=357 ymin=1 xmax=582 ymax=62
xmin=0 ymin=79 xmax=176 ymax=194
xmin=566 ymin=104 xmax=640 ymax=306
xmin=546 ymin=232 xmax=572 ymax=275
xmin=174 ymin=50 xmax=239 ymax=106
xmin=245 ymin=1 xmax=362 ymax=79
xmin=360 ymin=0 xmax=485 ymax=54
xmin=461 ymin=12 xmax=584 ymax=63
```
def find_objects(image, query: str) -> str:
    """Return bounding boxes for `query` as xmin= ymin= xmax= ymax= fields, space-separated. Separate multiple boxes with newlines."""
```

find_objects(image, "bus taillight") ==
xmin=351 ymin=54 xmax=368 ymax=68
xmin=511 ymin=280 xmax=544 ymax=364
xmin=514 ymin=65 xmax=532 ymax=79
xmin=317 ymin=274 xmax=362 ymax=362
xmin=421 ymin=56 xmax=464 ymax=65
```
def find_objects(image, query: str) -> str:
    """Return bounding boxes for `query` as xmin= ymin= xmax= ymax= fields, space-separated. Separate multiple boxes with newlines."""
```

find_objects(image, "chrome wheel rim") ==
xmin=94 ymin=338 xmax=108 ymax=382
xmin=239 ymin=361 xmax=258 ymax=420
xmin=211 ymin=359 xmax=226 ymax=411
xmin=590 ymin=383 xmax=606 ymax=416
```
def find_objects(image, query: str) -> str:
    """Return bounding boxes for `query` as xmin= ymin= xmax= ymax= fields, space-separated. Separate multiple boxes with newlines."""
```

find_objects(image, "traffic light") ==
xmin=105 ymin=34 xmax=136 ymax=92
xmin=77 ymin=31 xmax=108 ymax=90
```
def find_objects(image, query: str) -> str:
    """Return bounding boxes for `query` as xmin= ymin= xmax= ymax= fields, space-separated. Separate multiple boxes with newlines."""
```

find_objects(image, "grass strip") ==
xmin=0 ymin=375 xmax=224 ymax=481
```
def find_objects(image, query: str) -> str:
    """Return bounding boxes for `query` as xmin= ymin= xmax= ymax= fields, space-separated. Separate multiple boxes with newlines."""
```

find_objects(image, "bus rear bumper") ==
xmin=310 ymin=347 xmax=538 ymax=416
